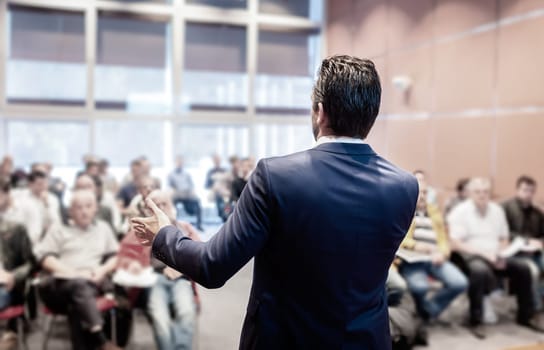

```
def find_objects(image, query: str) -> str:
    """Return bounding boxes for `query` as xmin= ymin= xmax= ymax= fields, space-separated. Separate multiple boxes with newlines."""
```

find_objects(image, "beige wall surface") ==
xmin=327 ymin=0 xmax=544 ymax=205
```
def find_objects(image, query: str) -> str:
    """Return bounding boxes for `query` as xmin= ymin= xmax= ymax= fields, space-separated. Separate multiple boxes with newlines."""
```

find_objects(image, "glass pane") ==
xmin=0 ymin=119 xmax=5 ymax=157
xmin=6 ymin=5 xmax=86 ymax=106
xmin=177 ymin=125 xmax=249 ymax=166
xmin=256 ymin=29 xmax=320 ymax=115
xmin=94 ymin=120 xmax=165 ymax=166
xmin=183 ymin=23 xmax=247 ymax=112
xmin=95 ymin=13 xmax=171 ymax=114
xmin=254 ymin=123 xmax=314 ymax=158
xmin=7 ymin=120 xmax=89 ymax=167
xmin=187 ymin=0 xmax=247 ymax=9
xmin=259 ymin=0 xmax=323 ymax=21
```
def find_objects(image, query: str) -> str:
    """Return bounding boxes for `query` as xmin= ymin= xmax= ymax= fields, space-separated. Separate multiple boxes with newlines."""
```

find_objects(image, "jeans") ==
xmin=148 ymin=275 xmax=196 ymax=350
xmin=0 ymin=287 xmax=11 ymax=310
xmin=402 ymin=261 xmax=468 ymax=319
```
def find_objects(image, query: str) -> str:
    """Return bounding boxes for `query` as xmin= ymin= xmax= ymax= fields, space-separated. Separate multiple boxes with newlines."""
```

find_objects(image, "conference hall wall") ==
xmin=327 ymin=0 xmax=544 ymax=204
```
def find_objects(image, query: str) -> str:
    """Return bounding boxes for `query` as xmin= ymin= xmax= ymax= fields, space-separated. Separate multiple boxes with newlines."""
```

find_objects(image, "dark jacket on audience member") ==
xmin=502 ymin=198 xmax=544 ymax=240
xmin=0 ymin=220 xmax=34 ymax=303
xmin=152 ymin=143 xmax=419 ymax=350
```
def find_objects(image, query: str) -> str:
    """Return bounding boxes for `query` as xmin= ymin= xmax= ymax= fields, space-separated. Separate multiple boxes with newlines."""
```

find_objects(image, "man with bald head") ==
xmin=34 ymin=190 xmax=120 ymax=350
xmin=71 ymin=174 xmax=115 ymax=231
xmin=448 ymin=178 xmax=543 ymax=338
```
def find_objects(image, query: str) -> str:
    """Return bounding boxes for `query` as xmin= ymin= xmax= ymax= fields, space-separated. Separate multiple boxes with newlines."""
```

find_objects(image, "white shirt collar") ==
xmin=315 ymin=136 xmax=366 ymax=147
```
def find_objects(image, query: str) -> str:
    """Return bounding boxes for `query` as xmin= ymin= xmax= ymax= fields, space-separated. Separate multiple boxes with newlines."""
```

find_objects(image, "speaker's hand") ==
xmin=132 ymin=198 xmax=171 ymax=246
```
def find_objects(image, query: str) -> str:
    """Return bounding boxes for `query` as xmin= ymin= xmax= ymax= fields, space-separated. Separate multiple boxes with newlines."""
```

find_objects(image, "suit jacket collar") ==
xmin=313 ymin=142 xmax=376 ymax=155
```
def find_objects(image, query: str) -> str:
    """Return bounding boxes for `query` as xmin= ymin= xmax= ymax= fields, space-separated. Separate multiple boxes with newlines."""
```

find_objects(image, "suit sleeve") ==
xmin=152 ymin=160 xmax=272 ymax=288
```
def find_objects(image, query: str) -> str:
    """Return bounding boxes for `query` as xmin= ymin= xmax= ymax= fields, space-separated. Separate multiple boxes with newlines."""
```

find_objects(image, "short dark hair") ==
xmin=456 ymin=178 xmax=470 ymax=193
xmin=27 ymin=170 xmax=47 ymax=183
xmin=0 ymin=177 xmax=10 ymax=193
xmin=517 ymin=175 xmax=536 ymax=188
xmin=85 ymin=160 xmax=99 ymax=170
xmin=312 ymin=55 xmax=381 ymax=139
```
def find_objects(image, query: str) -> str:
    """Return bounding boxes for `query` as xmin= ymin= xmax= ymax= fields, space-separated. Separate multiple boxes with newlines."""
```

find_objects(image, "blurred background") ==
xmin=0 ymin=0 xmax=543 ymax=350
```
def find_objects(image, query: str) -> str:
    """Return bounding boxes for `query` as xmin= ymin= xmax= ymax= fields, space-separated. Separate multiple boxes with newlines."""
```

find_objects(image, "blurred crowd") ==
xmin=0 ymin=152 xmax=255 ymax=350
xmin=389 ymin=172 xmax=544 ymax=349
xmin=1 ymin=152 xmax=544 ymax=350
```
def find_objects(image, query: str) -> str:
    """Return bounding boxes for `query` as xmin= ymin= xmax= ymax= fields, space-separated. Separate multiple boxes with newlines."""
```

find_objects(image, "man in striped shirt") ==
xmin=400 ymin=181 xmax=468 ymax=322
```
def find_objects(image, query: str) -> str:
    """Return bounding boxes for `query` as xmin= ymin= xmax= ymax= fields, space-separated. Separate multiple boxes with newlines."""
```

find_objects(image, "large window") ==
xmin=254 ymin=123 xmax=314 ymax=159
xmin=259 ymin=0 xmax=323 ymax=21
xmin=177 ymin=125 xmax=249 ymax=166
xmin=256 ymin=28 xmax=320 ymax=115
xmin=186 ymin=0 xmax=247 ymax=9
xmin=1 ymin=1 xmax=323 ymax=183
xmin=7 ymin=120 xmax=89 ymax=167
xmin=6 ymin=5 xmax=86 ymax=106
xmin=182 ymin=23 xmax=247 ymax=112
xmin=95 ymin=12 xmax=171 ymax=113
xmin=94 ymin=120 xmax=165 ymax=166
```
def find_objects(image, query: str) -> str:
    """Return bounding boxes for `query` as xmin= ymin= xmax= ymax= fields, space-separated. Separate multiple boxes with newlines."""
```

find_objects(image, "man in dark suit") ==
xmin=133 ymin=55 xmax=419 ymax=350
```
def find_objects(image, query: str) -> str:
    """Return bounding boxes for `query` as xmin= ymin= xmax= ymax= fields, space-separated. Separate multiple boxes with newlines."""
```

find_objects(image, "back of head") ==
xmin=312 ymin=55 xmax=381 ymax=139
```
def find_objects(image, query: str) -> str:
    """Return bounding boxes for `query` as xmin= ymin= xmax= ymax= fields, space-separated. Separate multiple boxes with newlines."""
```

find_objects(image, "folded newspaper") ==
xmin=395 ymin=248 xmax=433 ymax=263
xmin=498 ymin=236 xmax=539 ymax=259
xmin=112 ymin=266 xmax=159 ymax=288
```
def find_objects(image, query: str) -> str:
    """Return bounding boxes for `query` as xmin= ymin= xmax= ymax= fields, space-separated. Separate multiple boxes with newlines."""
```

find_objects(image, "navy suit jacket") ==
xmin=152 ymin=142 xmax=419 ymax=350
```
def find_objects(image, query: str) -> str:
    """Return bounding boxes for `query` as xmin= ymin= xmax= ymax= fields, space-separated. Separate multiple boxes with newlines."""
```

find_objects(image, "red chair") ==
xmin=0 ymin=305 xmax=27 ymax=350
xmin=42 ymin=295 xmax=118 ymax=350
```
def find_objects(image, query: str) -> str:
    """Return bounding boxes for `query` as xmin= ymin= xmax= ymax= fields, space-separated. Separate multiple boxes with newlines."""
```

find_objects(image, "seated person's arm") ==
xmin=41 ymin=255 xmax=75 ymax=276
xmin=92 ymin=255 xmax=118 ymax=283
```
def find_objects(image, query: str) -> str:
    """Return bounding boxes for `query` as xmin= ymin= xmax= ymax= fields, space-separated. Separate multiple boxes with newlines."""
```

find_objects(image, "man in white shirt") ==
xmin=35 ymin=190 xmax=120 ymax=350
xmin=13 ymin=170 xmax=61 ymax=244
xmin=448 ymin=178 xmax=542 ymax=338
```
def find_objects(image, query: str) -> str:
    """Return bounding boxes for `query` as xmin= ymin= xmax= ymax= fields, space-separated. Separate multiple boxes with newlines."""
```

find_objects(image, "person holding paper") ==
xmin=448 ymin=178 xmax=543 ymax=338
xmin=399 ymin=181 xmax=467 ymax=322
xmin=132 ymin=55 xmax=419 ymax=350
xmin=502 ymin=175 xmax=544 ymax=311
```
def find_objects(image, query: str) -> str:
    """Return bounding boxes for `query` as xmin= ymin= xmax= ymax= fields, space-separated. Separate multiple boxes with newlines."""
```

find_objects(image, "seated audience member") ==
xmin=0 ymin=178 xmax=24 ymax=224
xmin=231 ymin=157 xmax=254 ymax=202
xmin=502 ymin=175 xmax=544 ymax=309
xmin=387 ymin=267 xmax=427 ymax=349
xmin=0 ymin=179 xmax=34 ymax=345
xmin=444 ymin=178 xmax=470 ymax=215
xmin=127 ymin=176 xmax=158 ymax=218
xmin=117 ymin=159 xmax=144 ymax=210
xmin=43 ymin=162 xmax=66 ymax=202
xmin=145 ymin=190 xmax=198 ymax=350
xmin=414 ymin=170 xmax=438 ymax=206
xmin=34 ymin=190 xmax=120 ymax=350
xmin=400 ymin=181 xmax=468 ymax=321
xmin=72 ymin=174 xmax=115 ymax=231
xmin=387 ymin=265 xmax=408 ymax=306
xmin=14 ymin=170 xmax=61 ymax=244
xmin=205 ymin=154 xmax=228 ymax=221
xmin=168 ymin=156 xmax=202 ymax=230
xmin=0 ymin=156 xmax=14 ymax=182
xmin=99 ymin=159 xmax=118 ymax=195
xmin=448 ymin=178 xmax=544 ymax=338
xmin=139 ymin=157 xmax=161 ymax=190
